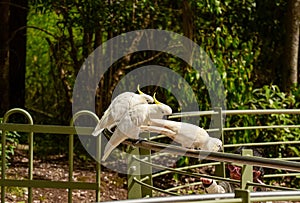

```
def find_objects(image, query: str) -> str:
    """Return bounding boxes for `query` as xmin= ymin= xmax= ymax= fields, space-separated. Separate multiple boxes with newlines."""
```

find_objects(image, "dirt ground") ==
xmin=4 ymin=149 xmax=128 ymax=202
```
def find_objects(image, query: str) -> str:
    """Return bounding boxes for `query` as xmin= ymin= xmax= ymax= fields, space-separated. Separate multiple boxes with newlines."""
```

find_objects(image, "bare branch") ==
xmin=124 ymin=52 xmax=164 ymax=70
xmin=8 ymin=25 xmax=56 ymax=44
xmin=0 ymin=2 xmax=28 ymax=10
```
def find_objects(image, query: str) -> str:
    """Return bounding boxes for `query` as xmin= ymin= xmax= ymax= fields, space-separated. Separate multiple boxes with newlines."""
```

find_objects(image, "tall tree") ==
xmin=9 ymin=0 xmax=28 ymax=109
xmin=0 ymin=0 xmax=10 ymax=115
xmin=0 ymin=0 xmax=28 ymax=115
xmin=283 ymin=0 xmax=300 ymax=91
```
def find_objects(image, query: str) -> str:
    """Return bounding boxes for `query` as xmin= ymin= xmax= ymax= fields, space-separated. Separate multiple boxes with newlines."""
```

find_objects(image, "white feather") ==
xmin=92 ymin=92 xmax=153 ymax=136
xmin=144 ymin=119 xmax=222 ymax=152
xmin=101 ymin=103 xmax=172 ymax=161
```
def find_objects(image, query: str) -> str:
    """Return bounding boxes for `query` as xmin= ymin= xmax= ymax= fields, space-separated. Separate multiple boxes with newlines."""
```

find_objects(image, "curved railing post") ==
xmin=127 ymin=134 xmax=153 ymax=199
xmin=212 ymin=107 xmax=226 ymax=178
xmin=127 ymin=148 xmax=143 ymax=199
xmin=139 ymin=132 xmax=153 ymax=198
xmin=2 ymin=108 xmax=34 ymax=203
xmin=70 ymin=110 xmax=100 ymax=203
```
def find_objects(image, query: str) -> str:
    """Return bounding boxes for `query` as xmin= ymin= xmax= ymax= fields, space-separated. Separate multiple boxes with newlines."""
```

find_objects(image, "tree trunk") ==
xmin=0 ymin=0 xmax=10 ymax=115
xmin=182 ymin=0 xmax=194 ymax=41
xmin=182 ymin=0 xmax=194 ymax=70
xmin=283 ymin=0 xmax=300 ymax=91
xmin=8 ymin=0 xmax=28 ymax=110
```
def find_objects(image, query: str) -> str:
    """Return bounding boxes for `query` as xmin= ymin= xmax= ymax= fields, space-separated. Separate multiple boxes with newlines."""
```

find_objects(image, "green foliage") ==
xmin=26 ymin=9 xmax=69 ymax=124
xmin=24 ymin=0 xmax=299 ymax=168
xmin=193 ymin=0 xmax=261 ymax=110
xmin=0 ymin=118 xmax=20 ymax=170
xmin=26 ymin=0 xmax=290 ymax=119
xmin=225 ymin=85 xmax=300 ymax=158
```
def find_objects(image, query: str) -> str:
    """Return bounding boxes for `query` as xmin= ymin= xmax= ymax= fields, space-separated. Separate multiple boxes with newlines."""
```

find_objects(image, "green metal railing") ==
xmin=0 ymin=108 xmax=100 ymax=203
xmin=1 ymin=108 xmax=300 ymax=202
xmin=102 ymin=190 xmax=300 ymax=203
xmin=123 ymin=108 xmax=300 ymax=202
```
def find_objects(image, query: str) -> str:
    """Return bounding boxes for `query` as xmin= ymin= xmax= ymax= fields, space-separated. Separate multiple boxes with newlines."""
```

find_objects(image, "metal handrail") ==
xmin=224 ymin=140 xmax=300 ymax=148
xmin=152 ymin=162 xmax=220 ymax=179
xmin=121 ymin=139 xmax=300 ymax=172
xmin=125 ymin=108 xmax=300 ymax=198
xmin=224 ymin=125 xmax=300 ymax=131
xmin=169 ymin=109 xmax=300 ymax=119
xmin=2 ymin=108 xmax=300 ymax=202
xmin=101 ymin=191 xmax=300 ymax=203
xmin=0 ymin=109 xmax=101 ymax=203
xmin=133 ymin=155 xmax=298 ymax=193
xmin=132 ymin=156 xmax=240 ymax=184
xmin=246 ymin=181 xmax=299 ymax=191
xmin=133 ymin=177 xmax=179 ymax=196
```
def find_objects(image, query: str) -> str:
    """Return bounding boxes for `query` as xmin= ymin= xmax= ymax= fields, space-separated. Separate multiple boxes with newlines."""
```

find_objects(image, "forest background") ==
xmin=0 ymin=0 xmax=300 ymax=176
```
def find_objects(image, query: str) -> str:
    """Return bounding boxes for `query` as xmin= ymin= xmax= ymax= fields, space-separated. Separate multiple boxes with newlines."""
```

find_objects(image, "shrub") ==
xmin=0 ymin=118 xmax=20 ymax=170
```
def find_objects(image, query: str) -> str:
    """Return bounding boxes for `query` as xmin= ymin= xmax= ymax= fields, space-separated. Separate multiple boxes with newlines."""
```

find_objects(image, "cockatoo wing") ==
xmin=188 ymin=126 xmax=210 ymax=149
xmin=147 ymin=119 xmax=194 ymax=147
xmin=110 ymin=93 xmax=136 ymax=121
xmin=92 ymin=107 xmax=113 ymax=136
xmin=148 ymin=119 xmax=180 ymax=132
xmin=117 ymin=108 xmax=143 ymax=140
xmin=101 ymin=104 xmax=148 ymax=161
xmin=101 ymin=111 xmax=141 ymax=161
xmin=101 ymin=98 xmax=172 ymax=161
xmin=92 ymin=92 xmax=133 ymax=136
xmin=140 ymin=125 xmax=176 ymax=137
xmin=92 ymin=92 xmax=153 ymax=136
xmin=147 ymin=119 xmax=218 ymax=150
xmin=102 ymin=128 xmax=128 ymax=161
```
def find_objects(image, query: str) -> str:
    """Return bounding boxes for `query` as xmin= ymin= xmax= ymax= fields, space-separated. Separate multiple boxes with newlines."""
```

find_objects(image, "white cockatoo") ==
xmin=141 ymin=119 xmax=222 ymax=152
xmin=102 ymin=94 xmax=172 ymax=161
xmin=92 ymin=85 xmax=154 ymax=136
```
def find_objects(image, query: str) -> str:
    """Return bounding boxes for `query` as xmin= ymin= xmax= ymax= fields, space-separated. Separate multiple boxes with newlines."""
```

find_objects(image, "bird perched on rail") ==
xmin=141 ymin=119 xmax=222 ymax=152
xmin=101 ymin=93 xmax=173 ymax=161
xmin=92 ymin=85 xmax=154 ymax=137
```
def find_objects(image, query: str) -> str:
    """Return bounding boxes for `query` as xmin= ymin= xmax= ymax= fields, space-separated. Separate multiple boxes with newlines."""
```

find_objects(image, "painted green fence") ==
xmin=122 ymin=108 xmax=300 ymax=202
xmin=1 ymin=108 xmax=300 ymax=202
xmin=0 ymin=108 xmax=101 ymax=203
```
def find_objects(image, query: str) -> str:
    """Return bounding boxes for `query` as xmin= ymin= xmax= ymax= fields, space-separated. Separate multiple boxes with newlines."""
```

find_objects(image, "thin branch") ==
xmin=123 ymin=43 xmax=184 ymax=70
xmin=8 ymin=25 xmax=56 ymax=44
xmin=25 ymin=106 xmax=55 ymax=118
xmin=0 ymin=2 xmax=28 ymax=10
xmin=123 ymin=51 xmax=164 ymax=70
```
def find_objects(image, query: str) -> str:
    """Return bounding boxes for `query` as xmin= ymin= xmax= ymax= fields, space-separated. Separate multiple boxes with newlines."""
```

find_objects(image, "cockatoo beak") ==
xmin=162 ymin=115 xmax=168 ymax=119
